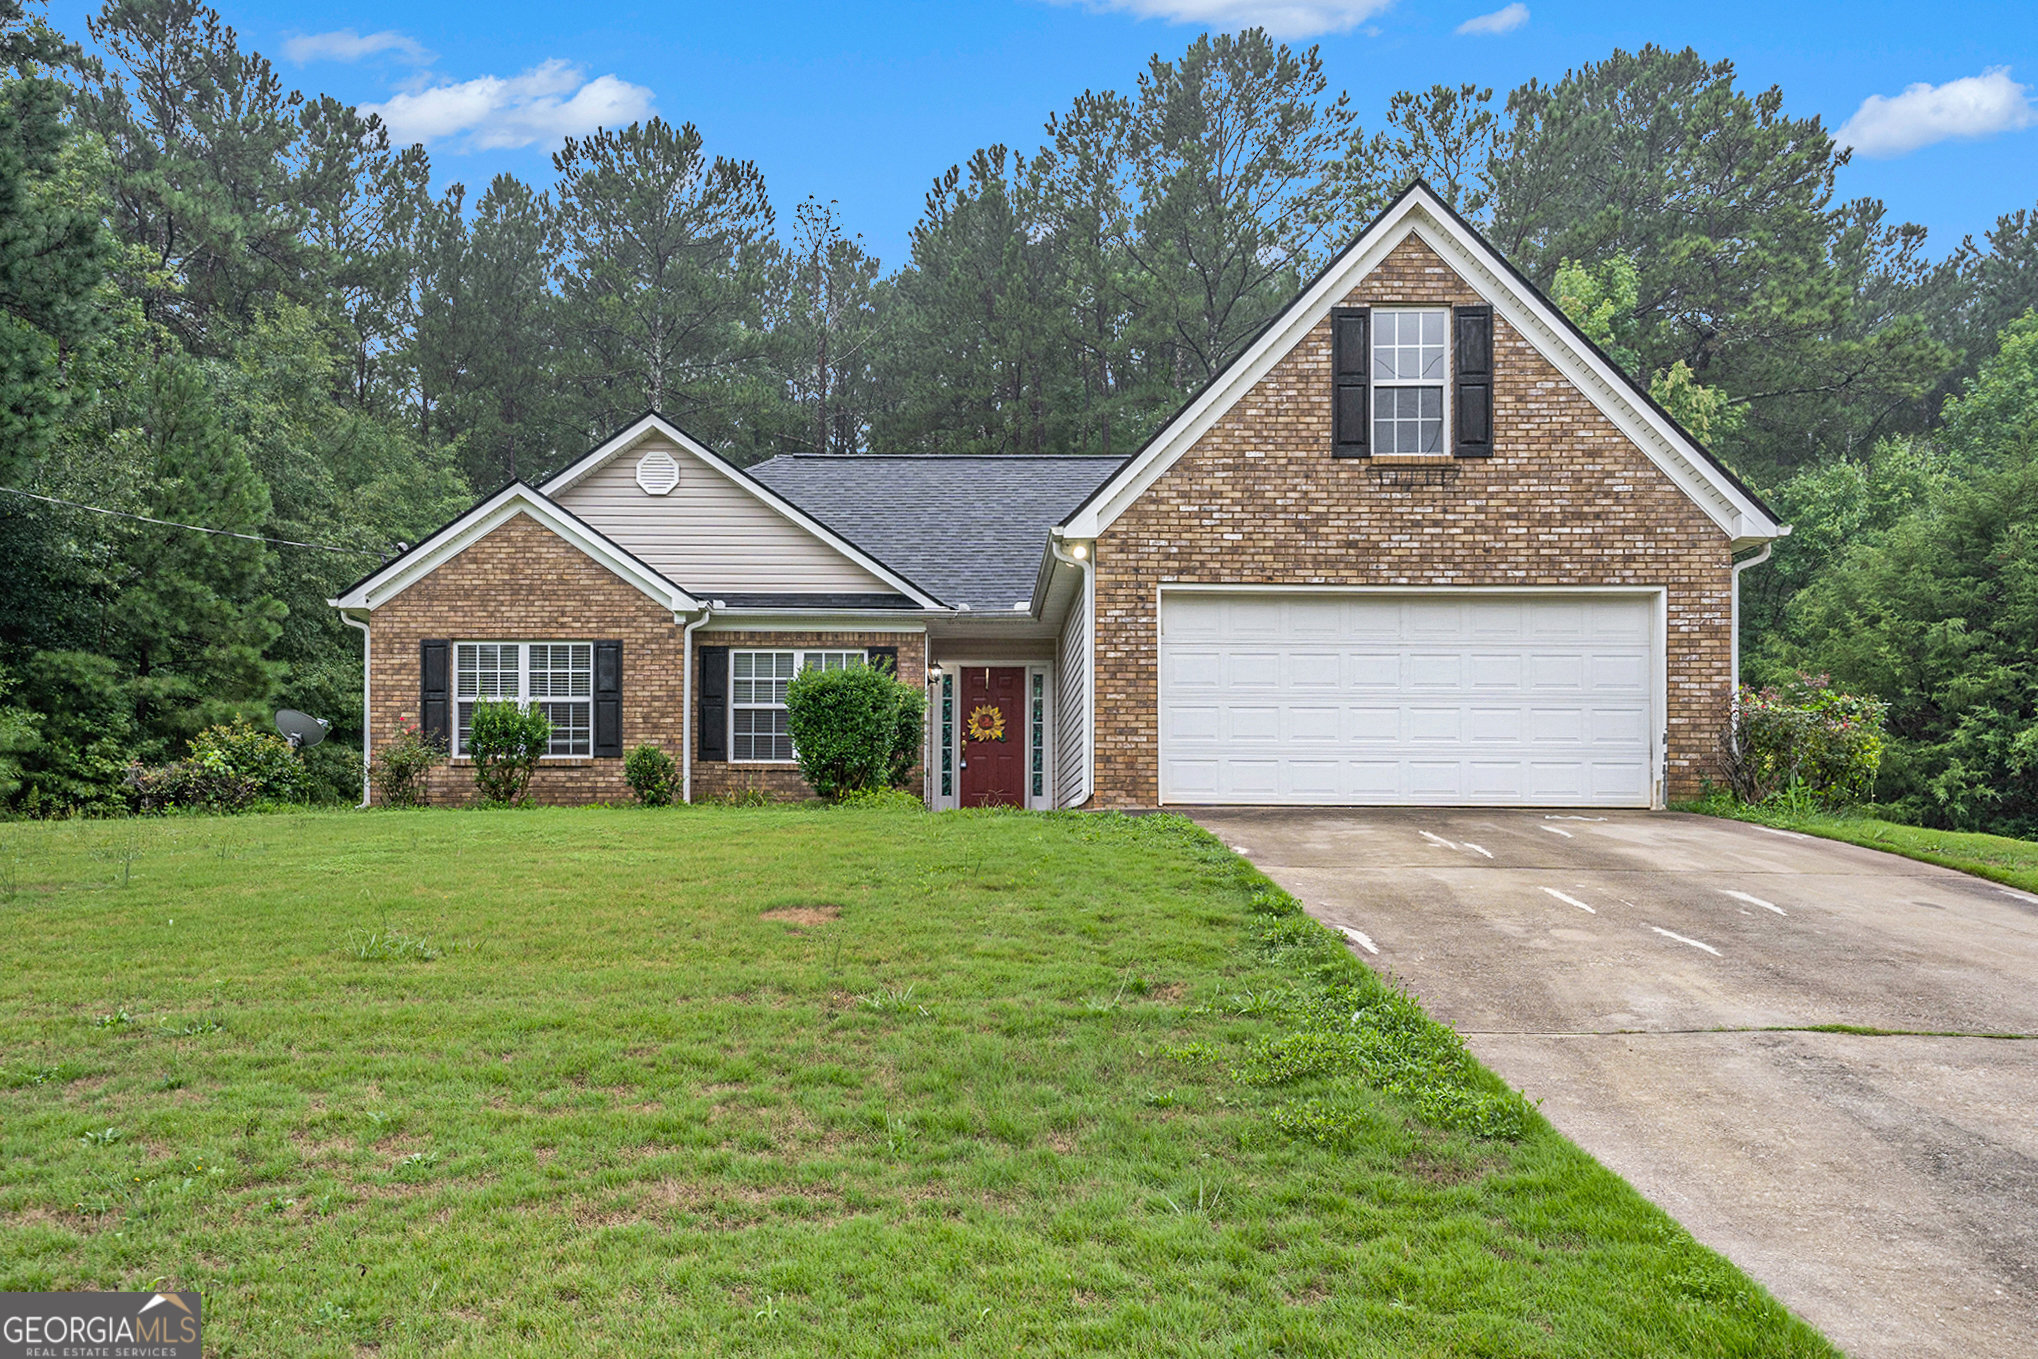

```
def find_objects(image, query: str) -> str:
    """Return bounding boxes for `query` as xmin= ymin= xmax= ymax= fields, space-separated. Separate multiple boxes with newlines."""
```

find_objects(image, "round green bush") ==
xmin=784 ymin=665 xmax=924 ymax=800
xmin=624 ymin=743 xmax=677 ymax=806
xmin=467 ymin=700 xmax=552 ymax=805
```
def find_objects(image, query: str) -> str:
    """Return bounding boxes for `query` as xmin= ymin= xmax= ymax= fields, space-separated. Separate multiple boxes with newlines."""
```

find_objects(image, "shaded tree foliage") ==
xmin=1 ymin=7 xmax=2030 ymax=833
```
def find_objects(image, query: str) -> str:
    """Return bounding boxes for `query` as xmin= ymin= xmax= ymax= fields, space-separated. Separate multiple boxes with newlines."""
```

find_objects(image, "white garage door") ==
xmin=1158 ymin=592 xmax=1658 ymax=807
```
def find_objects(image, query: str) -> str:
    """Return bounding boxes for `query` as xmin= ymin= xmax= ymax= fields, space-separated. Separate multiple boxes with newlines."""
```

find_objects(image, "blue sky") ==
xmin=43 ymin=0 xmax=2038 ymax=269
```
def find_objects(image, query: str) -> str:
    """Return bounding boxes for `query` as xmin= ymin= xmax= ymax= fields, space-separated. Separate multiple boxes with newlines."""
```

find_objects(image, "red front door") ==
xmin=958 ymin=666 xmax=1026 ymax=808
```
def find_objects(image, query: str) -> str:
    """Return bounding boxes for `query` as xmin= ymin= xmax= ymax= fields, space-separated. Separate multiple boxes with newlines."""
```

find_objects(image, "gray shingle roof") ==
xmin=746 ymin=455 xmax=1123 ymax=613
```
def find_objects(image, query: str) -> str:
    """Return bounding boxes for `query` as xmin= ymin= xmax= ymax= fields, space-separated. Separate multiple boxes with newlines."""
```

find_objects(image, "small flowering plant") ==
xmin=373 ymin=718 xmax=446 ymax=808
xmin=1721 ymin=673 xmax=1886 ymax=807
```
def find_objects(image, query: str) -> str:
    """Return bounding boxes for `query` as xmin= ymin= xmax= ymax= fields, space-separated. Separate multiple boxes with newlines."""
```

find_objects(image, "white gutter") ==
xmin=339 ymin=612 xmax=372 ymax=808
xmin=1047 ymin=535 xmax=1095 ymax=808
xmin=679 ymin=604 xmax=713 ymax=804
xmin=1729 ymin=542 xmax=1775 ymax=705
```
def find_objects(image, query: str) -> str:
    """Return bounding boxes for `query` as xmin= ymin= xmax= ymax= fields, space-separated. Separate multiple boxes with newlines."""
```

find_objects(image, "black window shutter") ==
xmin=593 ymin=640 xmax=623 ymax=757
xmin=1331 ymin=306 xmax=1370 ymax=457
xmin=697 ymin=645 xmax=728 ymax=763
xmin=867 ymin=646 xmax=898 ymax=676
xmin=1454 ymin=305 xmax=1494 ymax=457
xmin=420 ymin=639 xmax=450 ymax=749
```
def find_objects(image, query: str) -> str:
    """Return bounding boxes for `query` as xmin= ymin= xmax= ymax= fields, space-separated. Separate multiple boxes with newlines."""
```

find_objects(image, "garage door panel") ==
xmin=1288 ymin=599 xmax=1342 ymax=636
xmin=1348 ymin=654 xmax=1401 ymax=688
xmin=1590 ymin=762 xmax=1651 ymax=800
xmin=1347 ymin=706 xmax=1399 ymax=742
xmin=1408 ymin=707 xmax=1462 ymax=742
xmin=1227 ymin=706 xmax=1280 ymax=741
xmin=1407 ymin=600 xmax=1465 ymax=634
xmin=1469 ymin=707 xmax=1524 ymax=743
xmin=1288 ymin=706 xmax=1341 ymax=742
xmin=1407 ymin=762 xmax=1464 ymax=796
xmin=1468 ymin=653 xmax=1523 ymax=688
xmin=1164 ymin=704 xmax=1220 ymax=743
xmin=1590 ymin=653 xmax=1648 ymax=690
xmin=1347 ymin=601 xmax=1403 ymax=636
xmin=1159 ymin=592 xmax=1657 ymax=807
xmin=1468 ymin=600 xmax=1527 ymax=637
xmin=1407 ymin=654 xmax=1462 ymax=688
xmin=1469 ymin=761 xmax=1527 ymax=797
xmin=1588 ymin=707 xmax=1648 ymax=744
xmin=1286 ymin=760 xmax=1342 ymax=797
xmin=1166 ymin=649 xmax=1223 ymax=688
xmin=1289 ymin=652 xmax=1342 ymax=688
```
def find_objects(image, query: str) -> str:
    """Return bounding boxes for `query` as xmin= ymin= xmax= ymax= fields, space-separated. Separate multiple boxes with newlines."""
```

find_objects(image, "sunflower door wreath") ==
xmin=965 ymin=703 xmax=1007 ymax=743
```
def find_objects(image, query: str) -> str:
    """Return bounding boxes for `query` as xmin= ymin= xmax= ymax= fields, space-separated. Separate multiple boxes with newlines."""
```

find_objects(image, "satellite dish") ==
xmin=276 ymin=710 xmax=330 ymax=751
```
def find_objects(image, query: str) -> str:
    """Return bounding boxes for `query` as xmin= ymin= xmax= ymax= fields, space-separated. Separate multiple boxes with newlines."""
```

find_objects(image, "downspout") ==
xmin=340 ymin=612 xmax=372 ymax=808
xmin=1048 ymin=536 xmax=1095 ymax=808
xmin=1729 ymin=543 xmax=1774 ymax=705
xmin=679 ymin=604 xmax=712 ymax=805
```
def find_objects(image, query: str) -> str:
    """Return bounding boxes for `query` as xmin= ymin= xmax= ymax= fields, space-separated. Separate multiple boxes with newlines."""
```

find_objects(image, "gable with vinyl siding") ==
xmin=549 ymin=436 xmax=895 ymax=596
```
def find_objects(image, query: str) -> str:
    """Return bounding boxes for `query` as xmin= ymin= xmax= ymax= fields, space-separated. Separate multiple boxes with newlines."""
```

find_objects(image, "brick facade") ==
xmin=1086 ymin=233 xmax=1735 ymax=808
xmin=364 ymin=513 xmax=926 ymax=806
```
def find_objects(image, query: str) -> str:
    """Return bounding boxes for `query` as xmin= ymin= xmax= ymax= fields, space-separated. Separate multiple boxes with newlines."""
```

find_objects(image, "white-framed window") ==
xmin=454 ymin=642 xmax=593 ymax=757
xmin=730 ymin=650 xmax=867 ymax=762
xmin=1372 ymin=308 xmax=1449 ymax=453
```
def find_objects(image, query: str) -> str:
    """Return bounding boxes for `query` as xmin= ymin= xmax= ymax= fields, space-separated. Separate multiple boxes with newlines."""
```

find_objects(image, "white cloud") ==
xmin=283 ymin=29 xmax=431 ymax=65
xmin=1455 ymin=3 xmax=1527 ymax=35
xmin=361 ymin=60 xmax=655 ymax=150
xmin=1072 ymin=0 xmax=1397 ymax=39
xmin=1835 ymin=67 xmax=2037 ymax=158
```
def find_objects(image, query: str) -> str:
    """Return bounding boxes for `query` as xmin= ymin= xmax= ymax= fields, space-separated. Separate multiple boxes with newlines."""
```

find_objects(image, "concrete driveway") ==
xmin=1188 ymin=807 xmax=2038 ymax=1359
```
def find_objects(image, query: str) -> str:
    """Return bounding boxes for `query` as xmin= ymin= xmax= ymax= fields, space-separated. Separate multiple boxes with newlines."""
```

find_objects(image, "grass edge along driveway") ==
xmin=1690 ymin=799 xmax=2038 ymax=897
xmin=0 ymin=807 xmax=1837 ymax=1357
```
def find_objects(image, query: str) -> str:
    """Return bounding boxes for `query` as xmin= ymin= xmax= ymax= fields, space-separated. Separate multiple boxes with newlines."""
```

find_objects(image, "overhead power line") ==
xmin=0 ymin=485 xmax=384 ymax=558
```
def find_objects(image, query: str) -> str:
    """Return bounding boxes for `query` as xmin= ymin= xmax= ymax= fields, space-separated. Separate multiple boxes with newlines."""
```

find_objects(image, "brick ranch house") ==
xmin=331 ymin=183 xmax=1785 ymax=811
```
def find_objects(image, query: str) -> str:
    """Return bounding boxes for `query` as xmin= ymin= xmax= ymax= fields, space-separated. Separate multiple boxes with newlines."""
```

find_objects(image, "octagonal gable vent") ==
xmin=635 ymin=448 xmax=680 ymax=495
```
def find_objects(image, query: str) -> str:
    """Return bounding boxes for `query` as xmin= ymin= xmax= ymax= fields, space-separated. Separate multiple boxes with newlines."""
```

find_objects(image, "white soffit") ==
xmin=541 ymin=412 xmax=950 ymax=610
xmin=329 ymin=483 xmax=697 ymax=613
xmin=1058 ymin=186 xmax=1782 ymax=547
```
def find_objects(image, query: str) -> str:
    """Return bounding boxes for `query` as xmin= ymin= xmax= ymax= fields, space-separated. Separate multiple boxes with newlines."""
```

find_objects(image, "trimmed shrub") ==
xmin=1720 ymin=674 xmax=1886 ymax=807
xmin=887 ymin=682 xmax=928 ymax=789
xmin=785 ymin=664 xmax=924 ymax=800
xmin=467 ymin=701 xmax=551 ymax=805
xmin=373 ymin=720 xmax=445 ymax=808
xmin=129 ymin=720 xmax=305 ymax=813
xmin=623 ymin=743 xmax=677 ymax=806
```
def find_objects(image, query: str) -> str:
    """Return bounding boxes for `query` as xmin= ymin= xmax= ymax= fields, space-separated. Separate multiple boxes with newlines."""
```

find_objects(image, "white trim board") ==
xmin=1058 ymin=184 xmax=1785 ymax=551
xmin=539 ymin=413 xmax=951 ymax=611
xmin=330 ymin=483 xmax=697 ymax=614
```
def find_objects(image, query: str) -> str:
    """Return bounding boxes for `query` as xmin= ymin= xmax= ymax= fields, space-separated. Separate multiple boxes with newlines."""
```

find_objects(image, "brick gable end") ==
xmin=1088 ymin=233 xmax=1733 ymax=807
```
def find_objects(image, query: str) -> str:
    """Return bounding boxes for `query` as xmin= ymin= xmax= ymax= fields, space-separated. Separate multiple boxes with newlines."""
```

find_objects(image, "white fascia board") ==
xmin=541 ymin=412 xmax=951 ymax=611
xmin=329 ymin=483 xmax=698 ymax=614
xmin=1060 ymin=190 xmax=1782 ymax=546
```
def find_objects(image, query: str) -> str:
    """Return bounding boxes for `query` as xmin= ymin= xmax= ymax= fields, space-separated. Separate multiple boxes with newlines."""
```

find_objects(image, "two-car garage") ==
xmin=1156 ymin=590 xmax=1662 ymax=808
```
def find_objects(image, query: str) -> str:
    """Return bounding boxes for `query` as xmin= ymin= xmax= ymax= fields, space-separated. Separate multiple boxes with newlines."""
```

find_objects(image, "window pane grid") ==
xmin=939 ymin=674 xmax=953 ymax=797
xmin=451 ymin=642 xmax=593 ymax=758
xmin=730 ymin=650 xmax=865 ymax=763
xmin=1372 ymin=308 xmax=1447 ymax=454
xmin=1030 ymin=673 xmax=1045 ymax=799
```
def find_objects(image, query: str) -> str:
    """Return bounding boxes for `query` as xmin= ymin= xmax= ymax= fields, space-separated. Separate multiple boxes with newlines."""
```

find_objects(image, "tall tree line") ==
xmin=0 ymin=0 xmax=2034 ymax=824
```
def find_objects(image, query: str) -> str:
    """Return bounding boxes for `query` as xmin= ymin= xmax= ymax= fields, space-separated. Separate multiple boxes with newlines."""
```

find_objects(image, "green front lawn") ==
xmin=0 ymin=807 xmax=1832 ymax=1357
xmin=1692 ymin=800 xmax=2038 ymax=896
